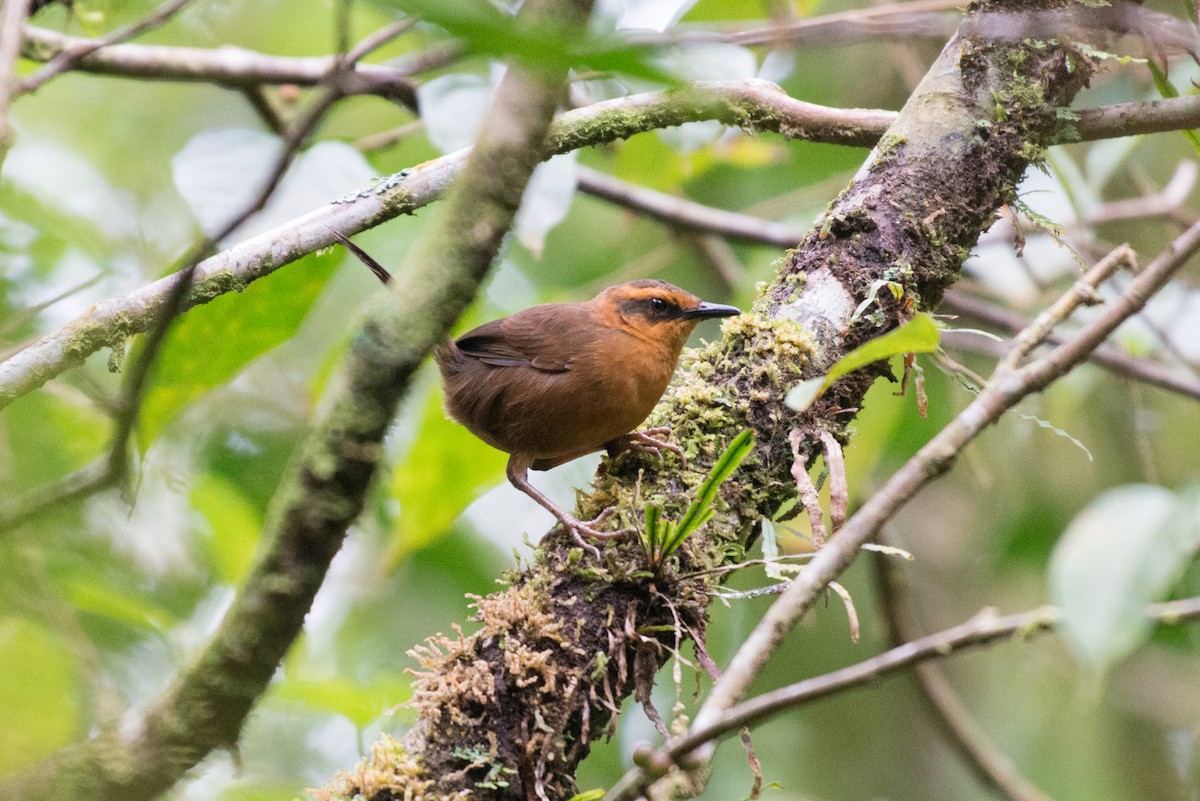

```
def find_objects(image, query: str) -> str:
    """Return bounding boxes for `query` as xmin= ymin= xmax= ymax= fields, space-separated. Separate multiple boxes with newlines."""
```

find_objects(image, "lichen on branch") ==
xmin=321 ymin=7 xmax=1098 ymax=801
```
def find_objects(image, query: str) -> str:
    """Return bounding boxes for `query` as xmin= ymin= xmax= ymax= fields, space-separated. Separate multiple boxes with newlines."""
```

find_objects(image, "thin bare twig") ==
xmin=242 ymin=84 xmax=288 ymax=133
xmin=941 ymin=290 xmax=1200 ymax=401
xmin=605 ymin=224 xmax=1200 ymax=801
xmin=682 ymin=232 xmax=746 ymax=290
xmin=248 ymin=19 xmax=417 ymax=140
xmin=1085 ymin=160 xmax=1197 ymax=225
xmin=1110 ymin=271 xmax=1200 ymax=377
xmin=876 ymin=555 xmax=1053 ymax=801
xmin=576 ymin=165 xmax=805 ymax=248
xmin=864 ymin=0 xmax=934 ymax=89
xmin=20 ymin=0 xmax=194 ymax=93
xmin=0 ymin=457 xmax=113 ymax=531
xmin=344 ymin=17 xmax=418 ymax=63
xmin=650 ymin=595 xmax=1200 ymax=763
xmin=19 ymin=24 xmax=433 ymax=109
xmin=0 ymin=272 xmax=104 ymax=343
xmin=999 ymin=246 xmax=1134 ymax=370
xmin=6 ymin=79 xmax=1200 ymax=411
xmin=354 ymin=118 xmax=424 ymax=152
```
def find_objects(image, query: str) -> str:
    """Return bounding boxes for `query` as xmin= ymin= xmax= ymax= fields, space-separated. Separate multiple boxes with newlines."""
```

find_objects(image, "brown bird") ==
xmin=328 ymin=231 xmax=740 ymax=544
xmin=436 ymin=279 xmax=740 ymax=542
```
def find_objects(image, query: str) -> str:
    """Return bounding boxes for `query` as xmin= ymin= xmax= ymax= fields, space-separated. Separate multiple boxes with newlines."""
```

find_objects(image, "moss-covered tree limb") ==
xmin=319 ymin=6 xmax=1099 ymax=801
xmin=5 ymin=74 xmax=1196 ymax=411
xmin=0 ymin=1 xmax=588 ymax=799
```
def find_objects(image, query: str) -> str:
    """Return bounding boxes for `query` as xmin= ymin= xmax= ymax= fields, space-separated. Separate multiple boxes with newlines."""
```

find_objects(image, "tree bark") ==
xmin=0 ymin=0 xmax=590 ymax=799
xmin=320 ymin=3 xmax=1095 ymax=801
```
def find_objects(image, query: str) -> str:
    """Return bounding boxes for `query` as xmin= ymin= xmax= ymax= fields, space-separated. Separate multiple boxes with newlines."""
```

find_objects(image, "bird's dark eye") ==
xmin=650 ymin=297 xmax=670 ymax=313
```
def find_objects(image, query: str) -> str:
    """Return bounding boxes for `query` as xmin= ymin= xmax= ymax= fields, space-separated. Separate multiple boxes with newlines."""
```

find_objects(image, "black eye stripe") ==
xmin=619 ymin=296 xmax=682 ymax=320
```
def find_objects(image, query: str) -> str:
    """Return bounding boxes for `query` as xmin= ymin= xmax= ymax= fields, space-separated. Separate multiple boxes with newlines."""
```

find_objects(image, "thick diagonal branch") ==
xmin=324 ymin=8 xmax=1099 ymax=801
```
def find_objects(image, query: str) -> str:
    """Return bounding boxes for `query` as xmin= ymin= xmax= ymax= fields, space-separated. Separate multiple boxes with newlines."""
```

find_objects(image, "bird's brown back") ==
xmin=437 ymin=298 xmax=685 ymax=463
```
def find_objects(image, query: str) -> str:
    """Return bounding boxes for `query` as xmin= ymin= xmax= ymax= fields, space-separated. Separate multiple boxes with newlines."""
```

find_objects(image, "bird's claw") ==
xmin=557 ymin=506 xmax=633 ymax=557
xmin=614 ymin=428 xmax=686 ymax=467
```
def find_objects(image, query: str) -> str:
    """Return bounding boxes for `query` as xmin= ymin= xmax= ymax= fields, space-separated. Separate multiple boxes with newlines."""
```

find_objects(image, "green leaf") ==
xmin=642 ymin=504 xmax=664 ymax=554
xmin=614 ymin=133 xmax=686 ymax=192
xmin=216 ymin=782 xmax=304 ymax=801
xmin=385 ymin=385 xmax=507 ymax=569
xmin=1049 ymin=484 xmax=1200 ymax=673
xmin=690 ymin=430 xmax=755 ymax=512
xmin=566 ymin=789 xmax=606 ymax=801
xmin=192 ymin=474 xmax=263 ymax=583
xmin=387 ymin=0 xmax=677 ymax=84
xmin=0 ymin=618 xmax=79 ymax=773
xmin=64 ymin=579 xmax=176 ymax=632
xmin=2 ymin=389 xmax=108 ymax=493
xmin=674 ymin=429 xmax=755 ymax=536
xmin=271 ymin=674 xmax=411 ymax=728
xmin=651 ymin=430 xmax=755 ymax=560
xmin=785 ymin=313 xmax=941 ymax=412
xmin=1148 ymin=61 xmax=1200 ymax=155
xmin=136 ymin=249 xmax=339 ymax=450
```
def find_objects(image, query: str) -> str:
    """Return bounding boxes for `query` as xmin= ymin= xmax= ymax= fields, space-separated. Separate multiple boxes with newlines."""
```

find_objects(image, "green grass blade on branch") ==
xmin=643 ymin=430 xmax=756 ymax=565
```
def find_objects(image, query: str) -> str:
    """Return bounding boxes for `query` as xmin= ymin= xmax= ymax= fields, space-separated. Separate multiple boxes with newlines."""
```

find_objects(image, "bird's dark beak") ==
xmin=680 ymin=301 xmax=741 ymax=320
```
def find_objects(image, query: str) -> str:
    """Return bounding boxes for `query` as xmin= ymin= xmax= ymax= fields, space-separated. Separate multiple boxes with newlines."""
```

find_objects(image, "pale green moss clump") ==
xmin=314 ymin=734 xmax=455 ymax=801
xmin=717 ymin=312 xmax=816 ymax=393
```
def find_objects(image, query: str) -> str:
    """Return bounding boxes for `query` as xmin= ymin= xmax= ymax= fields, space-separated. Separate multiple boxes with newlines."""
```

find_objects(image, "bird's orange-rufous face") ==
xmin=591 ymin=279 xmax=741 ymax=346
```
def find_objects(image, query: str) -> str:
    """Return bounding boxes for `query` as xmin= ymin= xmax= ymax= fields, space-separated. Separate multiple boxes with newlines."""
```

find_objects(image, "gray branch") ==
xmin=0 ymin=0 xmax=587 ymax=797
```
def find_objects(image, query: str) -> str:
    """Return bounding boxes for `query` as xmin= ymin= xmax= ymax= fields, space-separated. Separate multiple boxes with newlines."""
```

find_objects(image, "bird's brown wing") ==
xmin=453 ymin=307 xmax=579 ymax=373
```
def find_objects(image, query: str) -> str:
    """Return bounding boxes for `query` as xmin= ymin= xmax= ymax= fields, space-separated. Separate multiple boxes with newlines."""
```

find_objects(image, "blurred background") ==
xmin=1 ymin=0 xmax=1198 ymax=799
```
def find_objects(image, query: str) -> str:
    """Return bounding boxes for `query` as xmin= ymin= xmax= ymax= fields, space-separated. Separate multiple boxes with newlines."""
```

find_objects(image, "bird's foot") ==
xmin=610 ymin=428 xmax=686 ymax=466
xmin=554 ymin=506 xmax=633 ymax=557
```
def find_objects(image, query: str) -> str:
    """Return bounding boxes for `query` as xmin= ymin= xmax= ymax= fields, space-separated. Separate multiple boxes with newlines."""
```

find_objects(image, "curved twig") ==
xmin=6 ymin=77 xmax=1196 ymax=411
xmin=606 ymin=225 xmax=1200 ymax=801
xmin=19 ymin=0 xmax=195 ymax=92
xmin=19 ymin=23 xmax=430 ymax=109
xmin=875 ymin=555 xmax=1053 ymax=801
xmin=636 ymin=594 xmax=1200 ymax=762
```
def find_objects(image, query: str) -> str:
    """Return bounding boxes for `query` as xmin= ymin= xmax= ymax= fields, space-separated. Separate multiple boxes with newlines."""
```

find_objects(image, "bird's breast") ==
xmin=441 ymin=329 xmax=680 ymax=463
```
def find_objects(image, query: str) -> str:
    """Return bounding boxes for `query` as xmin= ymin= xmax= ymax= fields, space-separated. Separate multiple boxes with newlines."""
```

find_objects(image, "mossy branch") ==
xmin=0 ymin=1 xmax=587 ymax=799
xmin=9 ymin=75 xmax=1196 ymax=409
xmin=323 ymin=5 xmax=1096 ymax=801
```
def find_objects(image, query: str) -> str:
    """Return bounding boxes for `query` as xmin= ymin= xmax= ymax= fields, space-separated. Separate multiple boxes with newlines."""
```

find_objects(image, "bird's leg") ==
xmin=606 ymin=427 xmax=685 ymax=465
xmin=506 ymin=455 xmax=631 ymax=554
